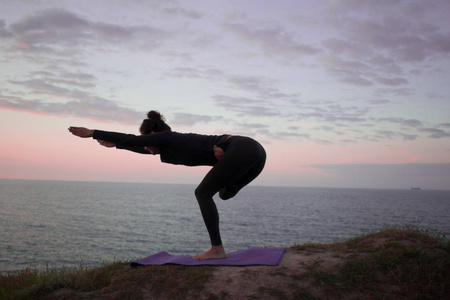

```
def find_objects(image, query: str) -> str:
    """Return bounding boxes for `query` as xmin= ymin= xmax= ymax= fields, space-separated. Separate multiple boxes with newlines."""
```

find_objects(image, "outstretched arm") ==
xmin=69 ymin=127 xmax=94 ymax=138
xmin=69 ymin=127 xmax=116 ymax=148
xmin=69 ymin=127 xmax=165 ymax=148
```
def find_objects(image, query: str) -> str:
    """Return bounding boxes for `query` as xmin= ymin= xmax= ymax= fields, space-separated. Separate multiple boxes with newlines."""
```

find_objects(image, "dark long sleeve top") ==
xmin=92 ymin=130 xmax=229 ymax=166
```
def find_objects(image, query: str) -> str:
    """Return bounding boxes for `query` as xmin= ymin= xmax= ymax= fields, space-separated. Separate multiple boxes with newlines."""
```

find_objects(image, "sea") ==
xmin=1 ymin=179 xmax=449 ymax=273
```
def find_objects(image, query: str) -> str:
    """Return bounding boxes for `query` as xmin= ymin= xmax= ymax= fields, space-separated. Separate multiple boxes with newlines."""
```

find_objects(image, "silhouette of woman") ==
xmin=69 ymin=110 xmax=266 ymax=260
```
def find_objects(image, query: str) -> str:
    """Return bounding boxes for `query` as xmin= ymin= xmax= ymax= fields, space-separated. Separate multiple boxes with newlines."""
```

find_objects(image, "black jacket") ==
xmin=93 ymin=130 xmax=229 ymax=166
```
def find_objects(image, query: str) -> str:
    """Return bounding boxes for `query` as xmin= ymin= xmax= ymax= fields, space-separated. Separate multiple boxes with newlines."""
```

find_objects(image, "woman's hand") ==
xmin=98 ymin=140 xmax=116 ymax=148
xmin=214 ymin=146 xmax=225 ymax=161
xmin=68 ymin=127 xmax=94 ymax=138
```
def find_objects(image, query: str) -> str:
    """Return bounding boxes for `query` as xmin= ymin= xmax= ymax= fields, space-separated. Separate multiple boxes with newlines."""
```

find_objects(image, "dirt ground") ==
xmin=198 ymin=247 xmax=351 ymax=299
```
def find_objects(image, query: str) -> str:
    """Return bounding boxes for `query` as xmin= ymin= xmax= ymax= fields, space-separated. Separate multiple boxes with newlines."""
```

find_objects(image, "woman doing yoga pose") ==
xmin=69 ymin=110 xmax=266 ymax=260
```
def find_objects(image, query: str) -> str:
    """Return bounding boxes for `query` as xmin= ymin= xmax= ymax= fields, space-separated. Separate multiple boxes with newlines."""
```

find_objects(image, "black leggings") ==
xmin=194 ymin=136 xmax=266 ymax=246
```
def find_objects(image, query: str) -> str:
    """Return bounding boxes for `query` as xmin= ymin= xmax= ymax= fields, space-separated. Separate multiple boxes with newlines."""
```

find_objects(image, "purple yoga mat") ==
xmin=130 ymin=247 xmax=285 ymax=267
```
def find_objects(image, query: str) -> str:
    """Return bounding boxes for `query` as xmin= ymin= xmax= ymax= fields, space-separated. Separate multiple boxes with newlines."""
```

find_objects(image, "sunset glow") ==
xmin=1 ymin=1 xmax=449 ymax=190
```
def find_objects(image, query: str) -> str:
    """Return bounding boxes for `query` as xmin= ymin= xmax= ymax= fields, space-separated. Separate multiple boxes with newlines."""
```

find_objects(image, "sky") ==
xmin=0 ymin=0 xmax=449 ymax=190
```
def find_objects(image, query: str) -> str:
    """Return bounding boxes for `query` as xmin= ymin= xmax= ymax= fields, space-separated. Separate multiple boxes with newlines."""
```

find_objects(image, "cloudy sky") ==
xmin=1 ymin=0 xmax=449 ymax=190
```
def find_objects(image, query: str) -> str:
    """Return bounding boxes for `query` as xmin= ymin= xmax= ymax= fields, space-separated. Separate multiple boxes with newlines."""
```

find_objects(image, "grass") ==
xmin=1 ymin=225 xmax=449 ymax=300
xmin=1 ymin=260 xmax=127 ymax=300
xmin=292 ymin=225 xmax=450 ymax=299
xmin=1 ymin=261 xmax=215 ymax=300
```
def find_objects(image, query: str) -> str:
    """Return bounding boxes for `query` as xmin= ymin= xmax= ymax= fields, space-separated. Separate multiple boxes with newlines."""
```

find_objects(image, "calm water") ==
xmin=1 ymin=179 xmax=449 ymax=273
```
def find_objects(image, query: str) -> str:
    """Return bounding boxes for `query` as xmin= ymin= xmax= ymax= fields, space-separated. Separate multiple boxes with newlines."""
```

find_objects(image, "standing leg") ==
xmin=193 ymin=173 xmax=226 ymax=260
xmin=193 ymin=136 xmax=266 ymax=260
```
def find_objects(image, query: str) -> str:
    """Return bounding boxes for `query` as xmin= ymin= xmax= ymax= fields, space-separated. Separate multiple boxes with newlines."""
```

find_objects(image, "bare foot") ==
xmin=193 ymin=245 xmax=226 ymax=260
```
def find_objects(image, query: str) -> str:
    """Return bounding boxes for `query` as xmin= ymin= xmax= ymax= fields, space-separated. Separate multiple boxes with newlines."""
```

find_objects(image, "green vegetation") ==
xmin=1 ymin=225 xmax=449 ymax=299
xmin=1 ymin=261 xmax=215 ymax=299
xmin=292 ymin=225 xmax=450 ymax=299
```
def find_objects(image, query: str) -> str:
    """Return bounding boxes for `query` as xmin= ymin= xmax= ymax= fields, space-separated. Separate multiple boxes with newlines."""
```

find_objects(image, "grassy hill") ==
xmin=1 ymin=225 xmax=449 ymax=299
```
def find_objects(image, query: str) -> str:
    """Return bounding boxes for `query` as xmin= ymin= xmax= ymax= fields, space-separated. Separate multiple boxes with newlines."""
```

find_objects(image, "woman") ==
xmin=69 ymin=110 xmax=266 ymax=260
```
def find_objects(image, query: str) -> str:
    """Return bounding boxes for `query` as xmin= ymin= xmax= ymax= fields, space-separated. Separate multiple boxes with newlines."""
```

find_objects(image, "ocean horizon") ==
xmin=1 ymin=179 xmax=449 ymax=273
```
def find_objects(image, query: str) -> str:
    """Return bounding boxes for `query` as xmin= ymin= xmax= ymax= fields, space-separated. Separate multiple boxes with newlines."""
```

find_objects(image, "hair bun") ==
xmin=141 ymin=110 xmax=171 ymax=133
xmin=147 ymin=110 xmax=163 ymax=121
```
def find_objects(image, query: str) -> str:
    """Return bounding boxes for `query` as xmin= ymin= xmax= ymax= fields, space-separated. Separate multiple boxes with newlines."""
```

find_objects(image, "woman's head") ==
xmin=140 ymin=110 xmax=171 ymax=135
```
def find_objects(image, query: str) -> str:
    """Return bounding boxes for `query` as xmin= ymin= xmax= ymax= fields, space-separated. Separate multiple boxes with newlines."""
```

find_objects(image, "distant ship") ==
xmin=410 ymin=187 xmax=422 ymax=190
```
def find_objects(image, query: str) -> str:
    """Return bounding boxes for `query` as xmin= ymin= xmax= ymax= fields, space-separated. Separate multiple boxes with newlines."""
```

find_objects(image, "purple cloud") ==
xmin=0 ymin=93 xmax=142 ymax=124
xmin=171 ymin=113 xmax=222 ymax=126
xmin=321 ymin=0 xmax=450 ymax=88
xmin=214 ymin=95 xmax=279 ymax=117
xmin=223 ymin=21 xmax=321 ymax=59
xmin=374 ymin=130 xmax=418 ymax=141
xmin=418 ymin=128 xmax=450 ymax=139
xmin=7 ymin=8 xmax=167 ymax=58
xmin=378 ymin=118 xmax=423 ymax=128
